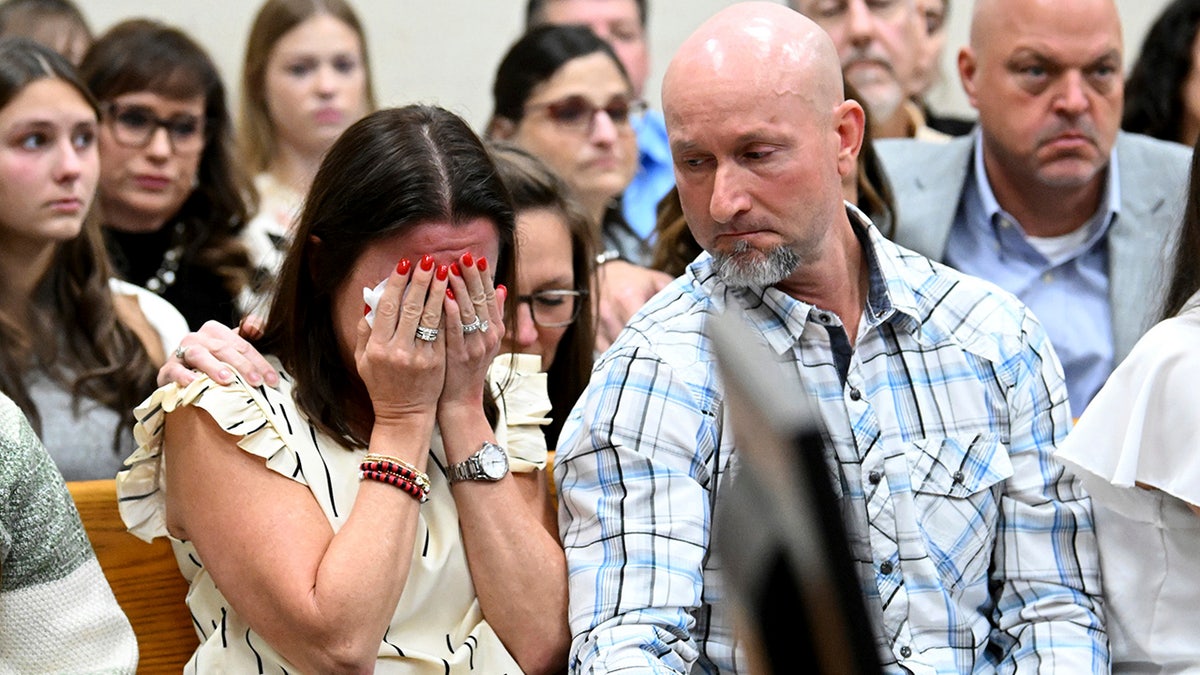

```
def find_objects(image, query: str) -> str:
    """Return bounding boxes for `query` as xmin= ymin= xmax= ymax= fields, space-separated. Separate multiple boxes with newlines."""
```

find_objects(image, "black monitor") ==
xmin=710 ymin=312 xmax=881 ymax=675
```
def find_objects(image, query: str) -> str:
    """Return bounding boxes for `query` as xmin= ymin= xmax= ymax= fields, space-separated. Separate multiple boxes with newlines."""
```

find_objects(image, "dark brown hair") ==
xmin=489 ymin=141 xmax=596 ymax=448
xmin=239 ymin=0 xmax=377 ymax=175
xmin=0 ymin=37 xmax=155 ymax=448
xmin=80 ymin=19 xmax=253 ymax=300
xmin=489 ymin=23 xmax=629 ymax=129
xmin=1161 ymin=136 xmax=1200 ymax=320
xmin=258 ymin=105 xmax=518 ymax=447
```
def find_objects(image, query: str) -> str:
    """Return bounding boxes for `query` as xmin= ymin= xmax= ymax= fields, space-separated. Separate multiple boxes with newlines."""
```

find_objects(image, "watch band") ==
xmin=448 ymin=457 xmax=480 ymax=483
xmin=448 ymin=441 xmax=508 ymax=483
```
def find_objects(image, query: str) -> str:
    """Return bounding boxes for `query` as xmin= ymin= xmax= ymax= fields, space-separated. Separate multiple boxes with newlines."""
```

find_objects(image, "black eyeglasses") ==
xmin=524 ymin=95 xmax=646 ymax=134
xmin=516 ymin=289 xmax=588 ymax=327
xmin=102 ymin=102 xmax=207 ymax=154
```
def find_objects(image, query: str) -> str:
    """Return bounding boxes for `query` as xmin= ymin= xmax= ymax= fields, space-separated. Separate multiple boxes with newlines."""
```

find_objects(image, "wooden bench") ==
xmin=67 ymin=479 xmax=196 ymax=673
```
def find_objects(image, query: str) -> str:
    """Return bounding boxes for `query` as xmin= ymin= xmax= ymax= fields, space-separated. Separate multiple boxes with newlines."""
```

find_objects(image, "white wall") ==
xmin=76 ymin=0 xmax=1177 ymax=130
xmin=75 ymin=0 xmax=740 ymax=132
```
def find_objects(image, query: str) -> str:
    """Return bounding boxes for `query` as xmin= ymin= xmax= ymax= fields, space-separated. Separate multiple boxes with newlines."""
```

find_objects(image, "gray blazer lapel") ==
xmin=1108 ymin=132 xmax=1190 ymax=363
xmin=878 ymin=136 xmax=974 ymax=261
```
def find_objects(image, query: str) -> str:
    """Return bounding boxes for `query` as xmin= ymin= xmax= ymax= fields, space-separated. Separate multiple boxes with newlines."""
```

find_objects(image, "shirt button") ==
xmin=849 ymin=388 xmax=862 ymax=401
xmin=952 ymin=471 xmax=965 ymax=484
xmin=880 ymin=560 xmax=893 ymax=575
xmin=900 ymin=646 xmax=912 ymax=658
xmin=818 ymin=312 xmax=832 ymax=324
xmin=1042 ymin=272 xmax=1054 ymax=283
xmin=868 ymin=470 xmax=882 ymax=485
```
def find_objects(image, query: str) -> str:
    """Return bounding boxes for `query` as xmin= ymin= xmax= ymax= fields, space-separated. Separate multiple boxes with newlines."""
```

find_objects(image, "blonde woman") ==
xmin=238 ymin=0 xmax=374 ymax=309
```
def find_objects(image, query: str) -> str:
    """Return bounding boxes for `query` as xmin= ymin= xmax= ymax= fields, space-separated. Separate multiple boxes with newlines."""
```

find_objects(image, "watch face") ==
xmin=479 ymin=443 xmax=509 ymax=480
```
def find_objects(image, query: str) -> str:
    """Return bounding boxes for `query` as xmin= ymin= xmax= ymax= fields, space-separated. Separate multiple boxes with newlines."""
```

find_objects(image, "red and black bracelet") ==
xmin=360 ymin=469 xmax=429 ymax=502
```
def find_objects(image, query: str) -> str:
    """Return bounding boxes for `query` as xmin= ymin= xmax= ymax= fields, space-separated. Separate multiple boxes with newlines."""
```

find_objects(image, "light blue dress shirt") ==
xmin=947 ymin=134 xmax=1119 ymax=416
xmin=621 ymin=109 xmax=675 ymax=241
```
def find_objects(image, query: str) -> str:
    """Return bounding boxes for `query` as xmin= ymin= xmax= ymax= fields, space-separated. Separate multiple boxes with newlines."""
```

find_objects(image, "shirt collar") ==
xmin=698 ymin=203 xmax=921 ymax=356
xmin=971 ymin=130 xmax=1121 ymax=229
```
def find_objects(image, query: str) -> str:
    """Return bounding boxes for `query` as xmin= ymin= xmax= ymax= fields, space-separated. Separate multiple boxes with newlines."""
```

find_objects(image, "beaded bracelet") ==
xmin=360 ymin=460 xmax=432 ymax=493
xmin=364 ymin=453 xmax=425 ymax=476
xmin=360 ymin=469 xmax=429 ymax=502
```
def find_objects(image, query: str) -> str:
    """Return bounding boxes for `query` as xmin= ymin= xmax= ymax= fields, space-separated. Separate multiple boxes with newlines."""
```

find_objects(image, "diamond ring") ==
xmin=478 ymin=320 xmax=490 ymax=334
xmin=174 ymin=344 xmax=190 ymax=361
xmin=462 ymin=317 xmax=482 ymax=334
xmin=415 ymin=325 xmax=439 ymax=342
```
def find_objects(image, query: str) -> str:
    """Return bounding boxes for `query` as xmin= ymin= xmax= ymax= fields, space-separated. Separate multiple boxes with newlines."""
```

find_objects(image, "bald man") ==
xmin=877 ymin=0 xmax=1192 ymax=417
xmin=556 ymin=3 xmax=1106 ymax=672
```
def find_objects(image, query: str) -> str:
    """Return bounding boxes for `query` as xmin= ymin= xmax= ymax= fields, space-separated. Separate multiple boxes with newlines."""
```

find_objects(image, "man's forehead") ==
xmin=988 ymin=20 xmax=1122 ymax=64
xmin=542 ymin=0 xmax=641 ymax=24
xmin=973 ymin=0 xmax=1122 ymax=55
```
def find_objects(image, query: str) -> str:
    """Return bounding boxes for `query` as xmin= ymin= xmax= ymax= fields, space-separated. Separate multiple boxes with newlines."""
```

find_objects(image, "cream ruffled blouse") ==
xmin=117 ymin=353 xmax=549 ymax=673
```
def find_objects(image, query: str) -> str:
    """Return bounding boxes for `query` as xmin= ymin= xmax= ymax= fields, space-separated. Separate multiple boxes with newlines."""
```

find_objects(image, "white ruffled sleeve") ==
xmin=488 ymin=353 xmax=550 ymax=473
xmin=1056 ymin=313 xmax=1200 ymax=512
xmin=116 ymin=368 xmax=301 ymax=543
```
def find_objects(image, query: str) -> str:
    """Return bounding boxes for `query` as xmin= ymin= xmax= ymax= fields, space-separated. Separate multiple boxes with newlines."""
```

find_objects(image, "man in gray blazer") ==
xmin=876 ymin=0 xmax=1191 ymax=416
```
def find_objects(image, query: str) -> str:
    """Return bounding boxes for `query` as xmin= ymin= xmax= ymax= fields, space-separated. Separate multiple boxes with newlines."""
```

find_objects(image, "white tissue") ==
xmin=362 ymin=277 xmax=389 ymax=328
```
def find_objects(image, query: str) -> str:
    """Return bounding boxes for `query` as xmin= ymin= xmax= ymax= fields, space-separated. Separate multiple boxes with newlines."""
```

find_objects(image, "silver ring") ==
xmin=415 ymin=325 xmax=439 ymax=342
xmin=462 ymin=316 xmax=482 ymax=334
xmin=174 ymin=344 xmax=190 ymax=361
xmin=478 ymin=320 xmax=490 ymax=334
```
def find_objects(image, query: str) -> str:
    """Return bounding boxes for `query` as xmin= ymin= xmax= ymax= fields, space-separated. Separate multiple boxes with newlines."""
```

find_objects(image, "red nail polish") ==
xmin=446 ymin=287 xmax=455 ymax=300
xmin=450 ymin=262 xmax=461 ymax=277
xmin=363 ymin=303 xmax=371 ymax=316
xmin=462 ymin=252 xmax=474 ymax=268
xmin=497 ymin=283 xmax=506 ymax=295
xmin=396 ymin=258 xmax=411 ymax=275
xmin=420 ymin=254 xmax=434 ymax=271
xmin=436 ymin=264 xmax=448 ymax=281
xmin=477 ymin=257 xmax=488 ymax=272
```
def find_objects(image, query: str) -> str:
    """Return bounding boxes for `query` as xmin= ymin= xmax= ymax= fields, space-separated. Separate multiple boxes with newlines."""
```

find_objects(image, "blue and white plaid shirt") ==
xmin=556 ymin=208 xmax=1107 ymax=674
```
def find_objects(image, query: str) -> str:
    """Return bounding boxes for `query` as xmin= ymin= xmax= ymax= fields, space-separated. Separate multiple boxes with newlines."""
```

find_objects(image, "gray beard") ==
xmin=711 ymin=240 xmax=801 ymax=287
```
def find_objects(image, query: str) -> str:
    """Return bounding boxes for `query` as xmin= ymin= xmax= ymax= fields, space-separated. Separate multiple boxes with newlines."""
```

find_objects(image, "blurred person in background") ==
xmin=525 ymin=0 xmax=673 ymax=245
xmin=238 ymin=0 xmax=374 ymax=311
xmin=0 ymin=0 xmax=90 ymax=65
xmin=81 ymin=19 xmax=254 ymax=330
xmin=1123 ymin=0 xmax=1200 ymax=147
xmin=489 ymin=23 xmax=671 ymax=350
xmin=0 ymin=37 xmax=184 ymax=480
xmin=911 ymin=0 xmax=973 ymax=135
xmin=490 ymin=141 xmax=597 ymax=453
xmin=790 ymin=0 xmax=950 ymax=140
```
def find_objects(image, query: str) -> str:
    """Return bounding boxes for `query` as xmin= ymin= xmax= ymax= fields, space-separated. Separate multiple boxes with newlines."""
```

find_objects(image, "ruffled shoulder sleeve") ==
xmin=1056 ymin=312 xmax=1200 ymax=510
xmin=116 ymin=365 xmax=302 ymax=543
xmin=488 ymin=353 xmax=550 ymax=473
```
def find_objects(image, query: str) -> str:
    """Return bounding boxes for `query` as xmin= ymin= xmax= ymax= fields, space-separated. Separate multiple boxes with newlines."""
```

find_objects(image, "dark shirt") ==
xmin=104 ymin=223 xmax=241 ymax=330
xmin=924 ymin=109 xmax=975 ymax=137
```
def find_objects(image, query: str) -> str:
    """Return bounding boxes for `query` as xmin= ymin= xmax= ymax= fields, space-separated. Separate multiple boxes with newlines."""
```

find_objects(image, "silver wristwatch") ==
xmin=448 ymin=441 xmax=509 ymax=483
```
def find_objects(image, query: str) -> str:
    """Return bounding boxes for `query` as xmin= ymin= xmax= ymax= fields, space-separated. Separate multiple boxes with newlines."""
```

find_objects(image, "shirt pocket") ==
xmin=907 ymin=433 xmax=1013 ymax=591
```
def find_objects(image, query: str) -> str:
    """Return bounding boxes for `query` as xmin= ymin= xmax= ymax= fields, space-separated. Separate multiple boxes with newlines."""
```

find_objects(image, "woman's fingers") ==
xmin=415 ymin=263 xmax=450 ymax=346
xmin=160 ymin=320 xmax=277 ymax=387
xmin=368 ymin=258 xmax=412 ymax=344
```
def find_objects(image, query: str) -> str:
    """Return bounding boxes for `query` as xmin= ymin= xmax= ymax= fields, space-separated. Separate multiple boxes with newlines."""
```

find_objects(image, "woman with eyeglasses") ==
xmin=0 ymin=37 xmax=184 ymax=481
xmin=489 ymin=142 xmax=596 ymax=451
xmin=80 ymin=19 xmax=254 ymax=330
xmin=488 ymin=24 xmax=672 ymax=352
xmin=238 ymin=0 xmax=374 ymax=312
